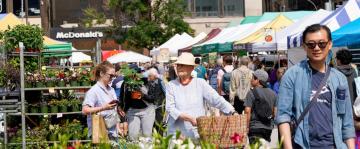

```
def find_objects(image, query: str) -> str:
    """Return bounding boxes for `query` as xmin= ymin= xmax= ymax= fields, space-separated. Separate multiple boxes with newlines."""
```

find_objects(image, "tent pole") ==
xmin=19 ymin=42 xmax=26 ymax=149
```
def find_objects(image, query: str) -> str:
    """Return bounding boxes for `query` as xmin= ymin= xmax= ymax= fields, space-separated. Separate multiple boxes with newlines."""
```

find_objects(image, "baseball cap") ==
xmin=253 ymin=69 xmax=269 ymax=83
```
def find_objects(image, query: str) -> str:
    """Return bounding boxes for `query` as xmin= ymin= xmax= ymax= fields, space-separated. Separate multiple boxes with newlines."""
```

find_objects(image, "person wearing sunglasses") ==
xmin=82 ymin=61 xmax=126 ymax=140
xmin=276 ymin=24 xmax=355 ymax=149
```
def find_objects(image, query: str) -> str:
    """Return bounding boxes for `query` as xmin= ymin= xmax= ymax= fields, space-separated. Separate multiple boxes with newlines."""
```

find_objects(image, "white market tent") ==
xmin=275 ymin=9 xmax=331 ymax=50
xmin=69 ymin=50 xmax=92 ymax=63
xmin=150 ymin=33 xmax=194 ymax=56
xmin=178 ymin=32 xmax=207 ymax=49
xmin=107 ymin=51 xmax=152 ymax=63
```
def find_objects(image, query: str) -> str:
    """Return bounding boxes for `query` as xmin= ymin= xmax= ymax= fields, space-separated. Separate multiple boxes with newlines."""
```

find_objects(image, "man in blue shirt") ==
xmin=194 ymin=58 xmax=207 ymax=79
xmin=276 ymin=24 xmax=355 ymax=149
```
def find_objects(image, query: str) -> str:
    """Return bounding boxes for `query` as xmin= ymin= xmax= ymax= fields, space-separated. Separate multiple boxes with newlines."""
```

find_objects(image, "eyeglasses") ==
xmin=304 ymin=41 xmax=329 ymax=49
xmin=106 ymin=73 xmax=116 ymax=79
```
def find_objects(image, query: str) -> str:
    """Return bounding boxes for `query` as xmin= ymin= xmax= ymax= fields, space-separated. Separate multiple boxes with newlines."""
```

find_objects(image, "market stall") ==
xmin=107 ymin=51 xmax=152 ymax=63
xmin=288 ymin=0 xmax=360 ymax=48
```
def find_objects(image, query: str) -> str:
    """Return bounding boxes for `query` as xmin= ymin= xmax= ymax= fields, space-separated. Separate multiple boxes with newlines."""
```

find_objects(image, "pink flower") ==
xmin=230 ymin=133 xmax=243 ymax=144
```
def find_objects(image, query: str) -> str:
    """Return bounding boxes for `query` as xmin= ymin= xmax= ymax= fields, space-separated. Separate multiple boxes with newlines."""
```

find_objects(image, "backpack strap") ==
xmin=252 ymin=88 xmax=269 ymax=104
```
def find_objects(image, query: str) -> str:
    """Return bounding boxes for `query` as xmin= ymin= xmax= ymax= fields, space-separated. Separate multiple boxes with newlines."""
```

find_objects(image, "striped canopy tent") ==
xmin=190 ymin=28 xmax=222 ymax=55
xmin=233 ymin=14 xmax=294 ymax=52
xmin=195 ymin=23 xmax=254 ymax=53
xmin=288 ymin=0 xmax=360 ymax=48
xmin=43 ymin=36 xmax=73 ymax=57
xmin=275 ymin=9 xmax=331 ymax=50
xmin=332 ymin=17 xmax=360 ymax=47
xmin=195 ymin=11 xmax=313 ymax=54
xmin=240 ymin=16 xmax=261 ymax=25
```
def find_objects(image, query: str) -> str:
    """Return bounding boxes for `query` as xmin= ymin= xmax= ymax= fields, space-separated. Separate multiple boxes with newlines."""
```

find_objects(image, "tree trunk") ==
xmin=40 ymin=0 xmax=50 ymax=36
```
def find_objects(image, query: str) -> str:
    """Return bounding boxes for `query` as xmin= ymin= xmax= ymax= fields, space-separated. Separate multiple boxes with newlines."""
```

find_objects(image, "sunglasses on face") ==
xmin=304 ymin=41 xmax=329 ymax=49
xmin=106 ymin=73 xmax=116 ymax=79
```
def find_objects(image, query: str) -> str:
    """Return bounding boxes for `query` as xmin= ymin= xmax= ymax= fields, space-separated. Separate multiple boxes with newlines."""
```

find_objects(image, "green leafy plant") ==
xmin=58 ymin=99 xmax=70 ymax=107
xmin=121 ymin=65 xmax=144 ymax=91
xmin=2 ymin=24 xmax=44 ymax=52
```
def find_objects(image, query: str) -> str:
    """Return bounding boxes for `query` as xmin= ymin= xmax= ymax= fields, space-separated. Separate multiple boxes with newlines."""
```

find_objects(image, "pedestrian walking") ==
xmin=165 ymin=52 xmax=236 ymax=139
xmin=229 ymin=56 xmax=253 ymax=114
xmin=217 ymin=55 xmax=234 ymax=102
xmin=276 ymin=24 xmax=355 ymax=149
xmin=244 ymin=69 xmax=277 ymax=144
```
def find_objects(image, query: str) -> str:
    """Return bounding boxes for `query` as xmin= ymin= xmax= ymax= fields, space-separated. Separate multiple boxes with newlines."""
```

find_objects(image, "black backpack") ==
xmin=252 ymin=88 xmax=272 ymax=124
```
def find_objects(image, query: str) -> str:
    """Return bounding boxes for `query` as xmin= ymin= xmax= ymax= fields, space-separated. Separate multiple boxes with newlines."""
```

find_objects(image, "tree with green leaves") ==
xmin=83 ymin=0 xmax=194 ymax=52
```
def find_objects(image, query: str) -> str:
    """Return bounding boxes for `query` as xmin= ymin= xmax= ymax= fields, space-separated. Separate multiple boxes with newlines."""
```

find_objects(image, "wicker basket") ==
xmin=196 ymin=115 xmax=248 ymax=148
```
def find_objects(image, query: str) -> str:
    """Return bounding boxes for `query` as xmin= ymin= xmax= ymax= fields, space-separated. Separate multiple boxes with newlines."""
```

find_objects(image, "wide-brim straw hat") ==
xmin=175 ymin=52 xmax=196 ymax=66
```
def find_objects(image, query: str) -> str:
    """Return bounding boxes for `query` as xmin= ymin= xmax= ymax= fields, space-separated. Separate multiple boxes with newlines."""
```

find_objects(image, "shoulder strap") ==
xmin=221 ymin=67 xmax=225 ymax=72
xmin=295 ymin=67 xmax=331 ymax=125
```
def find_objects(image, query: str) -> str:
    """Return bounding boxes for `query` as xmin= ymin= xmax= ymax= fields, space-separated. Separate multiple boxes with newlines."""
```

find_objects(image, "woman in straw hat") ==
xmin=165 ymin=52 xmax=237 ymax=139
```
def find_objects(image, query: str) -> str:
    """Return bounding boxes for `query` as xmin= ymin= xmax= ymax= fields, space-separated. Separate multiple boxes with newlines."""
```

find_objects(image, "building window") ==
xmin=0 ymin=0 xmax=6 ymax=13
xmin=224 ymin=0 xmax=244 ymax=17
xmin=186 ymin=0 xmax=244 ymax=17
xmin=13 ymin=0 xmax=40 ymax=17
xmin=195 ymin=0 xmax=219 ymax=17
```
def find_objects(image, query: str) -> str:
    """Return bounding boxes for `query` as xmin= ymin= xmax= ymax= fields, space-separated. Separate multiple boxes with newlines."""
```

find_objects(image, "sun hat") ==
xmin=175 ymin=52 xmax=196 ymax=66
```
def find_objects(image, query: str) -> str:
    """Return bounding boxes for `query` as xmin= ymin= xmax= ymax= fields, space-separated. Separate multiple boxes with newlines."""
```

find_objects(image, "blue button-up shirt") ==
xmin=275 ymin=60 xmax=355 ymax=148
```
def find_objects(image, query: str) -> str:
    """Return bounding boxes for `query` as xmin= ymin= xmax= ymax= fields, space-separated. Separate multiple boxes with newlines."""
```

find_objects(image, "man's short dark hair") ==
xmin=195 ymin=58 xmax=201 ymax=64
xmin=223 ymin=55 xmax=233 ymax=65
xmin=336 ymin=49 xmax=352 ymax=65
xmin=302 ymin=24 xmax=332 ymax=43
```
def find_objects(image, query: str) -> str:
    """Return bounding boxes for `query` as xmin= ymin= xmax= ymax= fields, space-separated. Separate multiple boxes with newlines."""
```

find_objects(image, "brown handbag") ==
xmin=197 ymin=115 xmax=248 ymax=148
xmin=92 ymin=114 xmax=109 ymax=144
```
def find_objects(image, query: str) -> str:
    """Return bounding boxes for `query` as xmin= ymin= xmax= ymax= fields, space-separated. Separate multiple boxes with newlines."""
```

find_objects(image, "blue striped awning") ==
xmin=288 ymin=0 xmax=360 ymax=48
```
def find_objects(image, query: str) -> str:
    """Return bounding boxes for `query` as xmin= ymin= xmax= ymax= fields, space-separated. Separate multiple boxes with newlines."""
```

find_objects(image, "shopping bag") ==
xmin=92 ymin=114 xmax=109 ymax=144
xmin=197 ymin=115 xmax=248 ymax=148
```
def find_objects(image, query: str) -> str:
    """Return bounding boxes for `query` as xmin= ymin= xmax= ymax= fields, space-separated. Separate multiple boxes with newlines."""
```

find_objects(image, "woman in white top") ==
xmin=166 ymin=53 xmax=237 ymax=139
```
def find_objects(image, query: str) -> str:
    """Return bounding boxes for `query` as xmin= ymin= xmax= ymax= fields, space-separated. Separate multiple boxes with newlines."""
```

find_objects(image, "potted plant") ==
xmin=49 ymin=99 xmax=59 ymax=113
xmin=33 ymin=71 xmax=45 ymax=88
xmin=56 ymin=70 xmax=66 ymax=87
xmin=48 ymin=124 xmax=61 ymax=141
xmin=2 ymin=24 xmax=44 ymax=52
xmin=29 ymin=103 xmax=39 ymax=113
xmin=79 ymin=68 xmax=91 ymax=86
xmin=58 ymin=99 xmax=70 ymax=113
xmin=40 ymin=100 xmax=48 ymax=113
xmin=45 ymin=70 xmax=56 ymax=87
xmin=25 ymin=72 xmax=36 ymax=88
xmin=122 ymin=65 xmax=144 ymax=100
xmin=67 ymin=119 xmax=84 ymax=140
xmin=69 ymin=69 xmax=80 ymax=86
xmin=69 ymin=99 xmax=81 ymax=112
